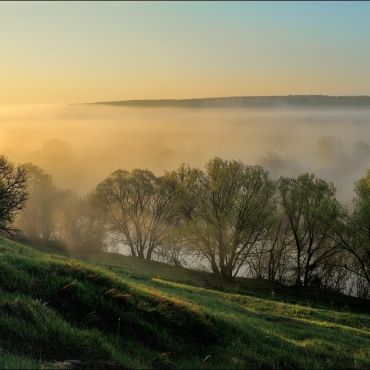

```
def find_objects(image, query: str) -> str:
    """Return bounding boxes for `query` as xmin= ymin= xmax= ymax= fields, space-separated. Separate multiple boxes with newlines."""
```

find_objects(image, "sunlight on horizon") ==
xmin=2 ymin=1 xmax=370 ymax=105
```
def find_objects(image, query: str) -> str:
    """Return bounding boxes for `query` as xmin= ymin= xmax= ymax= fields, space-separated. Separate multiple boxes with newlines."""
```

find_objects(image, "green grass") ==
xmin=85 ymin=251 xmax=370 ymax=313
xmin=0 ymin=237 xmax=369 ymax=369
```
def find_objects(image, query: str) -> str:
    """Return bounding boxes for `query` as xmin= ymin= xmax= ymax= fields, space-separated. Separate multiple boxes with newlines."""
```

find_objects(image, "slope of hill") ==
xmin=0 ymin=237 xmax=369 ymax=369
xmin=89 ymin=95 xmax=370 ymax=109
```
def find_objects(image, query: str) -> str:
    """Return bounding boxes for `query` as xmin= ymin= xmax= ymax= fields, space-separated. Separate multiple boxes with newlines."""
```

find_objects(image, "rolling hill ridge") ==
xmin=89 ymin=95 xmax=370 ymax=109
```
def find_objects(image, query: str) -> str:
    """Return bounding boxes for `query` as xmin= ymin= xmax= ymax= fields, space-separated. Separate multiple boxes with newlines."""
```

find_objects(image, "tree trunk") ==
xmin=295 ymin=250 xmax=302 ymax=286
xmin=220 ymin=263 xmax=234 ymax=282
xmin=137 ymin=246 xmax=145 ymax=259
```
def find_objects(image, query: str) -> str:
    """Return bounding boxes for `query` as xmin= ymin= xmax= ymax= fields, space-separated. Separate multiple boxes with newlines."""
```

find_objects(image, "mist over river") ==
xmin=1 ymin=104 xmax=369 ymax=203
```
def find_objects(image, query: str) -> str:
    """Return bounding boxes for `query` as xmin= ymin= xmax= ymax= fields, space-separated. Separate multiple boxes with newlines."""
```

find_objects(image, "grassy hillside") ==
xmin=84 ymin=252 xmax=370 ymax=313
xmin=0 ymin=237 xmax=369 ymax=369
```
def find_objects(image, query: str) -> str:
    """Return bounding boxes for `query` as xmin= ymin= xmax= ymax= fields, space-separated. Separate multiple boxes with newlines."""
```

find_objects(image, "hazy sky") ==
xmin=2 ymin=1 xmax=370 ymax=105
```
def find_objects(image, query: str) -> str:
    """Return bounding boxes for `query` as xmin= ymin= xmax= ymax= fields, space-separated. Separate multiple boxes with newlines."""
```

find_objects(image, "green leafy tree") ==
xmin=59 ymin=191 xmax=105 ymax=254
xmin=168 ymin=158 xmax=275 ymax=281
xmin=16 ymin=163 xmax=62 ymax=240
xmin=94 ymin=169 xmax=174 ymax=260
xmin=335 ymin=170 xmax=370 ymax=286
xmin=278 ymin=174 xmax=343 ymax=287
xmin=247 ymin=210 xmax=293 ymax=283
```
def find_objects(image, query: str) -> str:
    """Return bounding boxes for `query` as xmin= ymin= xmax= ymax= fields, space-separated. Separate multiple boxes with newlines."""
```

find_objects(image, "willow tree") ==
xmin=93 ymin=169 xmax=174 ymax=260
xmin=278 ymin=174 xmax=343 ymax=287
xmin=167 ymin=158 xmax=275 ymax=281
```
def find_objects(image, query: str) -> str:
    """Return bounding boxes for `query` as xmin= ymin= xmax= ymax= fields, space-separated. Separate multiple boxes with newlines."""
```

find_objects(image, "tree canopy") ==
xmin=94 ymin=169 xmax=174 ymax=259
xmin=167 ymin=158 xmax=275 ymax=281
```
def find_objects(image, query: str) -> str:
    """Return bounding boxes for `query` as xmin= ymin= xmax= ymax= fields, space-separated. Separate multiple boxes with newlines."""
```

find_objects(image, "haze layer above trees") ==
xmin=1 ymin=103 xmax=369 ymax=203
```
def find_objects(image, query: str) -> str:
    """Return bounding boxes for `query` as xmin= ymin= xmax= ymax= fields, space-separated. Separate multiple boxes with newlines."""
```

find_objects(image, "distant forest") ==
xmin=90 ymin=95 xmax=370 ymax=108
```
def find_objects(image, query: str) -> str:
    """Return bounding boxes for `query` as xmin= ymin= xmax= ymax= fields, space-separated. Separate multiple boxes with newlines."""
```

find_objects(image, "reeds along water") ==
xmin=1 ymin=104 xmax=369 ymax=203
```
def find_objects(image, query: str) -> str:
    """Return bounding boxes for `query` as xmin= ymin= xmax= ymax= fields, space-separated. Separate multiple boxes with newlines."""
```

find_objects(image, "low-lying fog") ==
xmin=1 ymin=104 xmax=369 ymax=203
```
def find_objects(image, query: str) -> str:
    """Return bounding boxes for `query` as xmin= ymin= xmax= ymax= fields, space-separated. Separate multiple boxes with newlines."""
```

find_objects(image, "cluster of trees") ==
xmin=15 ymin=163 xmax=105 ymax=253
xmin=93 ymin=159 xmax=369 ymax=296
xmin=1 ymin=155 xmax=369 ymax=297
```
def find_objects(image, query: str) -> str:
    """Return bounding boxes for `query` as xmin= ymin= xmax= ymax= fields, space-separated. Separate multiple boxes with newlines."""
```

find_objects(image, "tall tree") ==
xmin=335 ymin=170 xmax=370 ymax=286
xmin=247 ymin=211 xmax=293 ymax=283
xmin=278 ymin=174 xmax=342 ymax=287
xmin=94 ymin=169 xmax=174 ymax=260
xmin=168 ymin=158 xmax=275 ymax=281
xmin=0 ymin=156 xmax=28 ymax=234
xmin=16 ymin=163 xmax=61 ymax=240
xmin=59 ymin=191 xmax=106 ymax=254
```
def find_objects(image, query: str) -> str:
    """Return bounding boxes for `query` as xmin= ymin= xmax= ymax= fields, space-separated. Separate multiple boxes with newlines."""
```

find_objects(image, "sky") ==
xmin=1 ymin=1 xmax=370 ymax=105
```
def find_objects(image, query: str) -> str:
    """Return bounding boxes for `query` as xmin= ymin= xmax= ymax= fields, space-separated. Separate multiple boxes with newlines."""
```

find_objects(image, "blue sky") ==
xmin=1 ymin=1 xmax=370 ymax=104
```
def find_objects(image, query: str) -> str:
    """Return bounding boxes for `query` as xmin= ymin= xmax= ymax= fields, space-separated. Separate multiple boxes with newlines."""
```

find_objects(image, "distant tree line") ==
xmin=1 ymin=155 xmax=369 ymax=298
